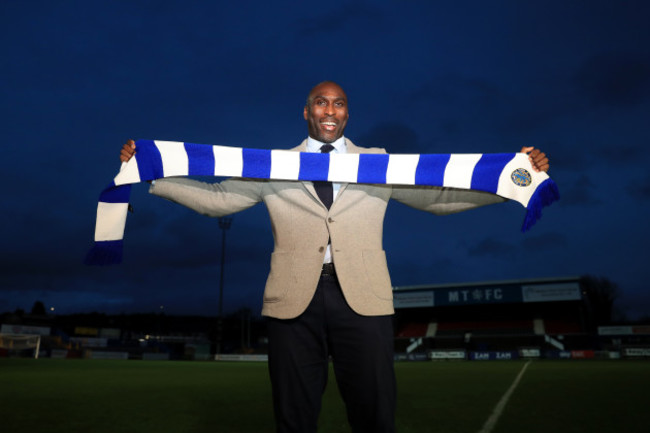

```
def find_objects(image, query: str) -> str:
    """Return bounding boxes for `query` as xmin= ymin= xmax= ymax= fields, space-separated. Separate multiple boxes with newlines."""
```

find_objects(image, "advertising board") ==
xmin=429 ymin=350 xmax=466 ymax=360
xmin=469 ymin=351 xmax=518 ymax=361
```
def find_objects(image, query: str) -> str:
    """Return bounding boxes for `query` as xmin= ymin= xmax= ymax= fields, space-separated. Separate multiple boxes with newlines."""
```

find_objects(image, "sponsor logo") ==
xmin=520 ymin=348 xmax=541 ymax=358
xmin=570 ymin=350 xmax=595 ymax=359
xmin=511 ymin=168 xmax=532 ymax=187
xmin=470 ymin=351 xmax=518 ymax=360
xmin=624 ymin=348 xmax=650 ymax=357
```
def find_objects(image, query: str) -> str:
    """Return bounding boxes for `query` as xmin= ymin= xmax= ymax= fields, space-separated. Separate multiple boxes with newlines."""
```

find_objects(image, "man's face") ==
xmin=303 ymin=82 xmax=349 ymax=143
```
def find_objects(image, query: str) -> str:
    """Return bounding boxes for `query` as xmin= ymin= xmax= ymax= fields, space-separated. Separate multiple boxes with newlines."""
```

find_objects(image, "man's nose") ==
xmin=324 ymin=103 xmax=335 ymax=115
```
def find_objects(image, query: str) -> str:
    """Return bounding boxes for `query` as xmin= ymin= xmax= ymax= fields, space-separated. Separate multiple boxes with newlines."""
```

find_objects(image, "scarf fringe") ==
xmin=521 ymin=178 xmax=560 ymax=232
xmin=84 ymin=240 xmax=124 ymax=265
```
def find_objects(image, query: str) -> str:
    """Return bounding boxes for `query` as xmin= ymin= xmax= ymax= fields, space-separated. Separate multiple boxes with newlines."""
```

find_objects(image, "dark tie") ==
xmin=314 ymin=144 xmax=335 ymax=209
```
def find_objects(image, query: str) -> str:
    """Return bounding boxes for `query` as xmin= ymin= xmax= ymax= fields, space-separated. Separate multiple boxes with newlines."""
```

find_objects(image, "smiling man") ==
xmin=120 ymin=81 xmax=549 ymax=433
xmin=303 ymin=81 xmax=349 ymax=143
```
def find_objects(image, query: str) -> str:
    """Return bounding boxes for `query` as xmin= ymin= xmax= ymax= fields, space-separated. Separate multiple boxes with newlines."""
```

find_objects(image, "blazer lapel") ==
xmin=291 ymin=140 xmax=326 ymax=206
xmin=304 ymin=182 xmax=321 ymax=206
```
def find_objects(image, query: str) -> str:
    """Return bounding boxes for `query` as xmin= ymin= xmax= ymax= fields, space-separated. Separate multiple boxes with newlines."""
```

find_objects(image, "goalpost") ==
xmin=0 ymin=334 xmax=41 ymax=359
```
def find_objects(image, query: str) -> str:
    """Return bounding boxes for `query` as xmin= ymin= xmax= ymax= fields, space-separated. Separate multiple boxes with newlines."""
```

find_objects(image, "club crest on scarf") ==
xmin=511 ymin=168 xmax=532 ymax=187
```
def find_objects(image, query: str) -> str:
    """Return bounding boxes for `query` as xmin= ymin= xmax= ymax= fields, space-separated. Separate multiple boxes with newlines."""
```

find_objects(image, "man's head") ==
xmin=304 ymin=81 xmax=349 ymax=143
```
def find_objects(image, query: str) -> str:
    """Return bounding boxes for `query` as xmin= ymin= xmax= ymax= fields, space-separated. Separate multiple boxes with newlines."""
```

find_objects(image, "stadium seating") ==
xmin=435 ymin=320 xmax=535 ymax=336
xmin=543 ymin=319 xmax=583 ymax=334
xmin=395 ymin=322 xmax=429 ymax=338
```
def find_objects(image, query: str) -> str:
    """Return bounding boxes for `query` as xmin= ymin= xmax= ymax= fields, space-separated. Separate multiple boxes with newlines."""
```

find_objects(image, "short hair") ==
xmin=305 ymin=81 xmax=346 ymax=108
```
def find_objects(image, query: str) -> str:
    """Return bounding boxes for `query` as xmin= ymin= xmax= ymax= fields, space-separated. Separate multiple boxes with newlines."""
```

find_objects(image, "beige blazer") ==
xmin=149 ymin=139 xmax=504 ymax=319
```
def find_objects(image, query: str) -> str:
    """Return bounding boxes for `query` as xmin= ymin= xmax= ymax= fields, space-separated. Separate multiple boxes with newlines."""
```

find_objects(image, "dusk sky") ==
xmin=2 ymin=1 xmax=649 ymax=320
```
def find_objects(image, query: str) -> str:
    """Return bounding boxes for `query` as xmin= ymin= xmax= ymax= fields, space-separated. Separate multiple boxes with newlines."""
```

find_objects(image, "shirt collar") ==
xmin=306 ymin=136 xmax=347 ymax=154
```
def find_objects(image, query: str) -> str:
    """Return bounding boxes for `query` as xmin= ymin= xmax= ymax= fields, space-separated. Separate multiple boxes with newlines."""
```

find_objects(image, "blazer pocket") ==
xmin=361 ymin=249 xmax=393 ymax=301
xmin=263 ymin=251 xmax=292 ymax=303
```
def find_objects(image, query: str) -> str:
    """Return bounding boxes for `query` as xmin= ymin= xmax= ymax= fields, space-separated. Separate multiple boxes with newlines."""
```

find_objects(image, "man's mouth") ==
xmin=321 ymin=121 xmax=337 ymax=131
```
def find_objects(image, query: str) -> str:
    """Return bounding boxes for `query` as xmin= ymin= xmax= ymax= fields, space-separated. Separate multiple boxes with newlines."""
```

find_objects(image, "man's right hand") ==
xmin=120 ymin=139 xmax=136 ymax=163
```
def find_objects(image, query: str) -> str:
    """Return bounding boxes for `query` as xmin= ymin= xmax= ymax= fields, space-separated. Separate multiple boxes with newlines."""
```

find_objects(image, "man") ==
xmin=120 ymin=81 xmax=549 ymax=432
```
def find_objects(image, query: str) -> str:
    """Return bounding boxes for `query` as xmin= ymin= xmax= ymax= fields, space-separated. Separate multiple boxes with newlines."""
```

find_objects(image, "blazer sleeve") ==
xmin=149 ymin=177 xmax=265 ymax=217
xmin=390 ymin=184 xmax=506 ymax=215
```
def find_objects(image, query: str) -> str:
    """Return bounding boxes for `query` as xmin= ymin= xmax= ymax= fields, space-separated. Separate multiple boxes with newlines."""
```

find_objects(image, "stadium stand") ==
xmin=392 ymin=277 xmax=600 ymax=356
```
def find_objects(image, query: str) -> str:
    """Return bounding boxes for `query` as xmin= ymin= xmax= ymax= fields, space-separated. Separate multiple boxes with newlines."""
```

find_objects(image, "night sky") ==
xmin=2 ymin=1 xmax=649 ymax=320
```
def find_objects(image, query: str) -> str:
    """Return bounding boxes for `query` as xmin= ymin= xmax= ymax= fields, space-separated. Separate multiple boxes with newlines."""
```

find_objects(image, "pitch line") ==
xmin=477 ymin=360 xmax=531 ymax=433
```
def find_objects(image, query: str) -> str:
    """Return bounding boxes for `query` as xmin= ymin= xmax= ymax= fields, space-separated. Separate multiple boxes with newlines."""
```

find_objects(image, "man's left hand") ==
xmin=520 ymin=146 xmax=549 ymax=172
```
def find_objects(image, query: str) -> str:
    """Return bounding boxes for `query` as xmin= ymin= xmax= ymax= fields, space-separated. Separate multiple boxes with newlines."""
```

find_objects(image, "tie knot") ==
xmin=320 ymin=144 xmax=335 ymax=154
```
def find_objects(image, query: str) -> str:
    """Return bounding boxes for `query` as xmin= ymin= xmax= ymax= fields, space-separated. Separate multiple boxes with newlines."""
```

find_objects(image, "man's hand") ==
xmin=520 ymin=146 xmax=549 ymax=172
xmin=120 ymin=139 xmax=136 ymax=163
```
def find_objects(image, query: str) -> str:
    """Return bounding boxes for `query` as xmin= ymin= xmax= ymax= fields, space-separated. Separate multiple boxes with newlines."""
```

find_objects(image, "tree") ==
xmin=580 ymin=275 xmax=619 ymax=327
xmin=30 ymin=301 xmax=47 ymax=316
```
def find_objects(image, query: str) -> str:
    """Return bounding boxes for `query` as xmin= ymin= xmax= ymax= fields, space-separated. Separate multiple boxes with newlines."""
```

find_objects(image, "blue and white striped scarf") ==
xmin=86 ymin=139 xmax=559 ymax=265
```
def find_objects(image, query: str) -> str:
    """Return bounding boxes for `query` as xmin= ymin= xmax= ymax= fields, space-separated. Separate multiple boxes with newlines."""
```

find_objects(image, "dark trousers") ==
xmin=267 ymin=273 xmax=396 ymax=433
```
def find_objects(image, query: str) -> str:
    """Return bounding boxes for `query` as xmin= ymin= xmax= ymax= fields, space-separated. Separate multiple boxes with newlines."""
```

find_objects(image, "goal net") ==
xmin=0 ymin=334 xmax=41 ymax=359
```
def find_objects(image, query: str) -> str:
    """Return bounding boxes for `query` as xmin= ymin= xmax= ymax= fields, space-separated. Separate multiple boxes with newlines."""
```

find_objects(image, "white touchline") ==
xmin=477 ymin=360 xmax=532 ymax=433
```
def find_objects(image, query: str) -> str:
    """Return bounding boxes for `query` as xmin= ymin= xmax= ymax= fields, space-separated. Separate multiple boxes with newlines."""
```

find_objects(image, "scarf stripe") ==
xmin=86 ymin=139 xmax=559 ymax=265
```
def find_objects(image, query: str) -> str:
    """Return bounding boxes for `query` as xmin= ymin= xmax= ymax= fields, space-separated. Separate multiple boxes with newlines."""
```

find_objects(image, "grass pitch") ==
xmin=0 ymin=359 xmax=648 ymax=432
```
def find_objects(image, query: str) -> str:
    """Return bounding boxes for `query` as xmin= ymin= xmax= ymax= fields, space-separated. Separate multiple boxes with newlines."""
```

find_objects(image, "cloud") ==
xmin=556 ymin=174 xmax=601 ymax=206
xmin=618 ymin=286 xmax=650 ymax=320
xmin=122 ymin=203 xmax=273 ymax=270
xmin=522 ymin=232 xmax=569 ymax=250
xmin=404 ymin=76 xmax=506 ymax=128
xmin=295 ymin=2 xmax=384 ymax=37
xmin=626 ymin=176 xmax=650 ymax=200
xmin=574 ymin=52 xmax=650 ymax=107
xmin=467 ymin=231 xmax=567 ymax=259
xmin=467 ymin=238 xmax=514 ymax=258
xmin=596 ymin=143 xmax=644 ymax=164
xmin=358 ymin=122 xmax=421 ymax=153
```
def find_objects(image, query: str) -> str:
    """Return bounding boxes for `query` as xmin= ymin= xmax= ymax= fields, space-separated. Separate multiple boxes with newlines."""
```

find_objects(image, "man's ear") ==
xmin=303 ymin=106 xmax=309 ymax=120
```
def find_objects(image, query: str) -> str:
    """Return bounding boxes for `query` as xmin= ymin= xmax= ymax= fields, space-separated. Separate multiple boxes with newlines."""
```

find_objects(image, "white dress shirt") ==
xmin=306 ymin=135 xmax=347 ymax=264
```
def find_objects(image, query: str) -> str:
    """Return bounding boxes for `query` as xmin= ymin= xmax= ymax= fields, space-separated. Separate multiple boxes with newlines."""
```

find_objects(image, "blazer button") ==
xmin=328 ymin=217 xmax=334 ymax=223
xmin=318 ymin=246 xmax=325 ymax=253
